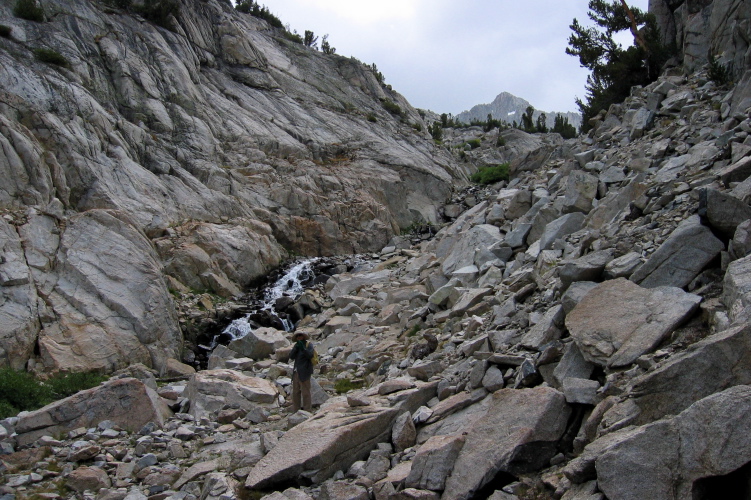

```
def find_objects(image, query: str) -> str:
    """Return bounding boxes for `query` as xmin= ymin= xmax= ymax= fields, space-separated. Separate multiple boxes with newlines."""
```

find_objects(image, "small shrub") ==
xmin=103 ymin=0 xmax=132 ymax=8
xmin=411 ymin=122 xmax=422 ymax=132
xmin=33 ymin=48 xmax=70 ymax=67
xmin=466 ymin=138 xmax=481 ymax=149
xmin=0 ymin=400 xmax=18 ymax=420
xmin=334 ymin=378 xmax=365 ymax=394
xmin=708 ymin=54 xmax=732 ymax=86
xmin=0 ymin=368 xmax=53 ymax=417
xmin=367 ymin=113 xmax=377 ymax=123
xmin=470 ymin=163 xmax=510 ymax=185
xmin=135 ymin=0 xmax=179 ymax=29
xmin=283 ymin=30 xmax=303 ymax=44
xmin=13 ymin=0 xmax=44 ymax=22
xmin=496 ymin=136 xmax=506 ymax=147
xmin=382 ymin=99 xmax=402 ymax=116
xmin=406 ymin=324 xmax=421 ymax=337
xmin=47 ymin=371 xmax=107 ymax=399
xmin=0 ymin=25 xmax=12 ymax=38
xmin=428 ymin=121 xmax=442 ymax=141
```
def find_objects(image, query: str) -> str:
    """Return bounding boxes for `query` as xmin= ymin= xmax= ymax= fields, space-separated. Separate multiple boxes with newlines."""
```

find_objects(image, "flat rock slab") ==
xmin=441 ymin=387 xmax=570 ymax=500
xmin=630 ymin=216 xmax=723 ymax=289
xmin=592 ymin=386 xmax=751 ymax=500
xmin=245 ymin=402 xmax=399 ymax=489
xmin=566 ymin=278 xmax=701 ymax=367
xmin=15 ymin=378 xmax=170 ymax=447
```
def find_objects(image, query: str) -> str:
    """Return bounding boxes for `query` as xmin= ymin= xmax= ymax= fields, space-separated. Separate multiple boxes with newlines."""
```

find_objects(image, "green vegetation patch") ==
xmin=33 ymin=48 xmax=70 ymax=67
xmin=708 ymin=55 xmax=732 ymax=86
xmin=381 ymin=99 xmax=402 ymax=116
xmin=334 ymin=378 xmax=365 ymax=394
xmin=0 ymin=368 xmax=108 ymax=419
xmin=47 ymin=371 xmax=108 ymax=399
xmin=13 ymin=0 xmax=45 ymax=22
xmin=465 ymin=138 xmax=482 ymax=149
xmin=470 ymin=163 xmax=510 ymax=185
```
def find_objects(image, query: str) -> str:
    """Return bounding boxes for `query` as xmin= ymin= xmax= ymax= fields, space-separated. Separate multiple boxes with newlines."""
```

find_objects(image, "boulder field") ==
xmin=4 ymin=66 xmax=751 ymax=499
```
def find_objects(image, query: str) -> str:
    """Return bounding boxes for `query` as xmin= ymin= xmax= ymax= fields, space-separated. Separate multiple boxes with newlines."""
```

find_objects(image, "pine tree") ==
xmin=521 ymin=106 xmax=535 ymax=133
xmin=321 ymin=34 xmax=336 ymax=55
xmin=566 ymin=0 xmax=674 ymax=132
xmin=536 ymin=113 xmax=548 ymax=133
xmin=304 ymin=30 xmax=318 ymax=49
xmin=553 ymin=114 xmax=578 ymax=139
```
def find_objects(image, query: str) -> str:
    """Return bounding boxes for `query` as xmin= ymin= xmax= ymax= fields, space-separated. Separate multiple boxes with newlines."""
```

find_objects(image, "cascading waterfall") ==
xmin=218 ymin=259 xmax=318 ymax=345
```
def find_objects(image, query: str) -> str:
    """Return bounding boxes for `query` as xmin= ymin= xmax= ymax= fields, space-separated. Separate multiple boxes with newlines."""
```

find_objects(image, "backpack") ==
xmin=309 ymin=342 xmax=319 ymax=367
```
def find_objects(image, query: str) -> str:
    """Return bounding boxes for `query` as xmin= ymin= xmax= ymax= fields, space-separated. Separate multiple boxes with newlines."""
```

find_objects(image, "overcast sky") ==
xmin=259 ymin=0 xmax=650 ymax=116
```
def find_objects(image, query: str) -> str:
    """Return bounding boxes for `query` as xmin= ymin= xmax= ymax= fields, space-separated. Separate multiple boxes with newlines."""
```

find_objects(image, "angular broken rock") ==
xmin=184 ymin=369 xmax=278 ymax=419
xmin=538 ymin=212 xmax=586 ymax=250
xmin=319 ymin=481 xmax=369 ymax=500
xmin=392 ymin=411 xmax=417 ymax=452
xmin=602 ymin=322 xmax=751 ymax=430
xmin=722 ymin=253 xmax=751 ymax=323
xmin=520 ymin=305 xmax=565 ymax=349
xmin=15 ymin=378 xmax=170 ymax=447
xmin=405 ymin=434 xmax=465 ymax=491
xmin=228 ymin=327 xmax=289 ymax=360
xmin=591 ymin=386 xmax=751 ymax=500
xmin=699 ymin=188 xmax=751 ymax=236
xmin=245 ymin=401 xmax=399 ymax=489
xmin=378 ymin=378 xmax=416 ymax=395
xmin=407 ymin=360 xmax=443 ymax=381
xmin=66 ymin=466 xmax=111 ymax=492
xmin=441 ymin=225 xmax=503 ymax=276
xmin=441 ymin=387 xmax=571 ymax=500
xmin=565 ymin=278 xmax=701 ymax=367
xmin=558 ymin=249 xmax=614 ymax=290
xmin=629 ymin=216 xmax=723 ymax=289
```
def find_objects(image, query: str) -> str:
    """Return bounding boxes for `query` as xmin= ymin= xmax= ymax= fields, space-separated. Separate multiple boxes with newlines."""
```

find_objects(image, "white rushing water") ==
xmin=219 ymin=259 xmax=318 ymax=344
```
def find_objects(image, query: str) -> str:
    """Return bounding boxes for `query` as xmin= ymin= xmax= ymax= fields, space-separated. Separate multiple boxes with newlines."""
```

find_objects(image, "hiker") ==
xmin=289 ymin=331 xmax=315 ymax=412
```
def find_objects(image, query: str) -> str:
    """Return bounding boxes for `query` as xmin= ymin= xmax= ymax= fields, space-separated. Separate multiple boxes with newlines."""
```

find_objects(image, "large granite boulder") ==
xmin=566 ymin=279 xmax=701 ymax=367
xmin=245 ymin=401 xmax=400 ymax=489
xmin=228 ymin=327 xmax=289 ymax=360
xmin=184 ymin=369 xmax=279 ymax=419
xmin=14 ymin=378 xmax=171 ymax=447
xmin=599 ymin=322 xmax=751 ymax=431
xmin=441 ymin=387 xmax=570 ymax=500
xmin=585 ymin=386 xmax=751 ymax=500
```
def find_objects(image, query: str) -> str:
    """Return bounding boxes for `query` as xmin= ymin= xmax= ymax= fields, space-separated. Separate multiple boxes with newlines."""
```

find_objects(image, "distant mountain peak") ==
xmin=456 ymin=91 xmax=581 ymax=130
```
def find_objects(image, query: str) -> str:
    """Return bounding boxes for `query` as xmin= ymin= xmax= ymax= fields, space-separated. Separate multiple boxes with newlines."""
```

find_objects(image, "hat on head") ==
xmin=292 ymin=331 xmax=309 ymax=341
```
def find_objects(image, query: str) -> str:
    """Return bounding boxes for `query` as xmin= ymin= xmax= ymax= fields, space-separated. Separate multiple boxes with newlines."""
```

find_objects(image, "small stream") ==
xmin=214 ymin=258 xmax=318 ymax=346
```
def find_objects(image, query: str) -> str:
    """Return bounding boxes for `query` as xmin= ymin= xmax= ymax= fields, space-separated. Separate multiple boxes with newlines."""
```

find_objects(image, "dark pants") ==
xmin=292 ymin=372 xmax=312 ymax=412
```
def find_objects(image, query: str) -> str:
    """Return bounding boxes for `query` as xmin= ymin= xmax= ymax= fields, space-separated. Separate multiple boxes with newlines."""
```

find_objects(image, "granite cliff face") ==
xmin=0 ymin=0 xmax=466 ymax=374
xmin=650 ymin=0 xmax=751 ymax=75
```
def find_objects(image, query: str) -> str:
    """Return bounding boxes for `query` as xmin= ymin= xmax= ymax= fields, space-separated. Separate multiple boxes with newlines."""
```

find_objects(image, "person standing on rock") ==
xmin=289 ymin=331 xmax=314 ymax=412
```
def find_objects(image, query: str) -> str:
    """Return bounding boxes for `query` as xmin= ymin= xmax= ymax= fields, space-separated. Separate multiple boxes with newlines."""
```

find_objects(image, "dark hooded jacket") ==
xmin=290 ymin=340 xmax=315 ymax=382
